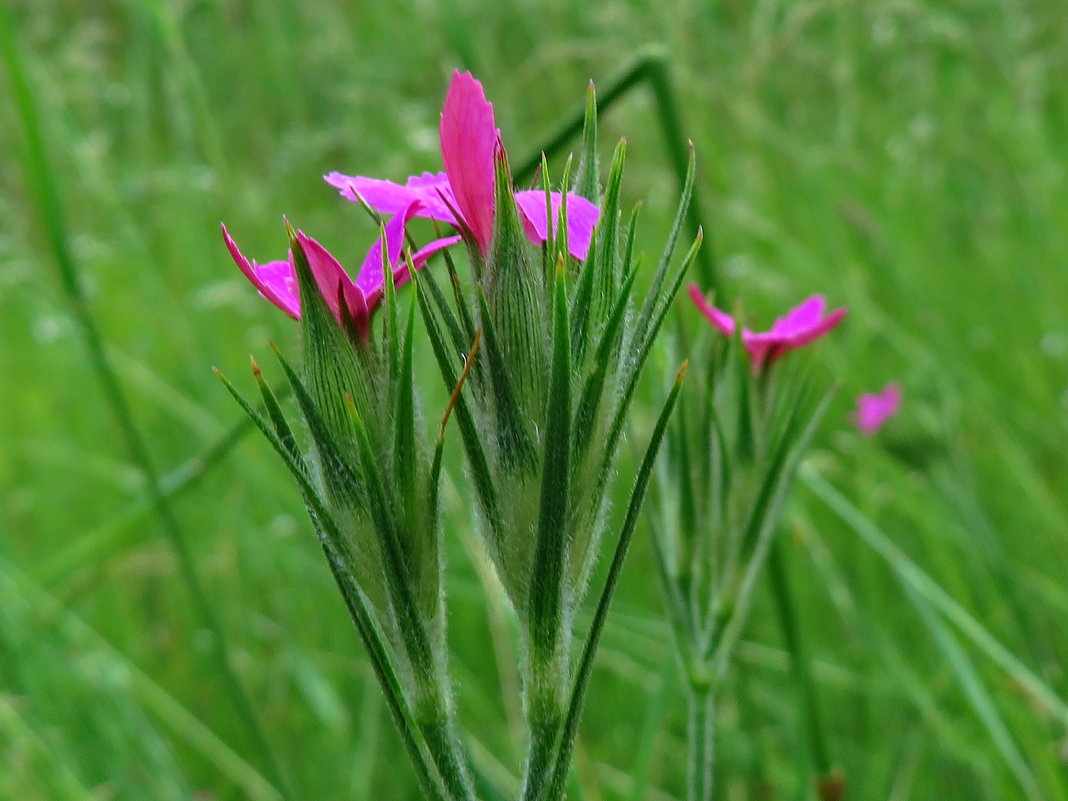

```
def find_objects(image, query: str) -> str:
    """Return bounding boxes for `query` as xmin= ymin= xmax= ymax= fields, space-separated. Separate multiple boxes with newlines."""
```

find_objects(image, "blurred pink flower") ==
xmin=223 ymin=201 xmax=458 ymax=335
xmin=688 ymin=284 xmax=847 ymax=366
xmin=854 ymin=383 xmax=902 ymax=434
xmin=324 ymin=71 xmax=600 ymax=261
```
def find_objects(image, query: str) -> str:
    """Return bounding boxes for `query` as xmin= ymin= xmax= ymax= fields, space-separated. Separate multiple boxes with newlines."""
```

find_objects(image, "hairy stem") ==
xmin=686 ymin=684 xmax=715 ymax=801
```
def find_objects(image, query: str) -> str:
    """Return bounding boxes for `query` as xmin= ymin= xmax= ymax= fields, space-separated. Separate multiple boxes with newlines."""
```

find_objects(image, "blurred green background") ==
xmin=2 ymin=0 xmax=1068 ymax=798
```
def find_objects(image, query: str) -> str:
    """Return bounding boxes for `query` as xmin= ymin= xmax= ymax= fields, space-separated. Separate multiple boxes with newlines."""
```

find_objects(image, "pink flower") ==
xmin=324 ymin=71 xmax=600 ymax=261
xmin=223 ymin=201 xmax=458 ymax=336
xmin=688 ymin=284 xmax=847 ymax=366
xmin=854 ymin=383 xmax=902 ymax=434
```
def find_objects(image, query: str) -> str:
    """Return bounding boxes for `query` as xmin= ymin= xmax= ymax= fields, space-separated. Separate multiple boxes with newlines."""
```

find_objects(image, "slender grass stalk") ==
xmin=0 ymin=11 xmax=296 ymax=801
xmin=767 ymin=538 xmax=833 ymax=783
xmin=801 ymin=468 xmax=1068 ymax=729
xmin=36 ymin=411 xmax=261 ymax=584
xmin=0 ymin=555 xmax=283 ymax=801
xmin=625 ymin=658 xmax=678 ymax=801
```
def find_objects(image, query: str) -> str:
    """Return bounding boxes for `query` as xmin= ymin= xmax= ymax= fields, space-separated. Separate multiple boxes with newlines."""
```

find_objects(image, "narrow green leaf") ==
xmin=591 ymin=139 xmax=627 ymax=327
xmin=537 ymin=363 xmax=687 ymax=801
xmin=555 ymin=154 xmax=574 ymax=266
xmin=343 ymin=395 xmax=433 ymax=667
xmin=475 ymin=287 xmax=537 ymax=470
xmin=802 ymin=470 xmax=1068 ymax=730
xmin=437 ymin=228 xmax=480 ymax=344
xmin=541 ymin=153 xmax=556 ymax=281
xmin=633 ymin=143 xmax=696 ymax=348
xmin=568 ymin=217 xmax=600 ymax=365
xmin=529 ymin=259 xmax=573 ymax=659
xmin=632 ymin=227 xmax=703 ymax=370
xmin=250 ymin=357 xmax=303 ymax=470
xmin=906 ymin=583 xmax=1041 ymax=799
xmin=572 ymin=266 xmax=637 ymax=460
xmin=214 ymin=370 xmax=449 ymax=801
xmin=596 ymin=230 xmax=702 ymax=499
xmin=706 ymin=384 xmax=836 ymax=671
xmin=393 ymin=288 xmax=419 ymax=537
xmin=574 ymin=81 xmax=600 ymax=203
xmin=270 ymin=344 xmax=365 ymax=512
xmin=382 ymin=221 xmax=401 ymax=382
xmin=418 ymin=249 xmax=473 ymax=354
xmin=674 ymin=386 xmax=699 ymax=599
xmin=416 ymin=285 xmax=502 ymax=540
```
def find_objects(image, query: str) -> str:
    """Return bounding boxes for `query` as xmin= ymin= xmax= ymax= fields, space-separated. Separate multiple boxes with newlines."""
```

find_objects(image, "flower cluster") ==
xmin=325 ymin=72 xmax=599 ymax=263
xmin=220 ymin=72 xmax=697 ymax=801
xmin=647 ymin=282 xmax=848 ymax=801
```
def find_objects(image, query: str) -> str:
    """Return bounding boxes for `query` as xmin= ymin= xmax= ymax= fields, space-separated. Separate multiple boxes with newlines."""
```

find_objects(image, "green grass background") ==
xmin=2 ymin=0 xmax=1068 ymax=798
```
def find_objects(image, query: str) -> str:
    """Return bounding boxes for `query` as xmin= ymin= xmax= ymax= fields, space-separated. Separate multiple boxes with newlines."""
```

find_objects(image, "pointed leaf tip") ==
xmin=249 ymin=355 xmax=263 ymax=378
xmin=676 ymin=360 xmax=689 ymax=383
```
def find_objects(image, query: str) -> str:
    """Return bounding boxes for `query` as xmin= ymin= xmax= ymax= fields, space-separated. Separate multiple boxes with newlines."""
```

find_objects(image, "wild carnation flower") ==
xmin=222 ymin=201 xmax=458 ymax=335
xmin=324 ymin=71 xmax=601 ymax=261
xmin=854 ymin=382 xmax=902 ymax=434
xmin=219 ymin=70 xmax=698 ymax=801
xmin=688 ymin=284 xmax=846 ymax=366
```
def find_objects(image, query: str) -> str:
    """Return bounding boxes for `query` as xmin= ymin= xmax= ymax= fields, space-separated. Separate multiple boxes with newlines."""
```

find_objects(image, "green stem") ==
xmin=686 ymin=684 xmax=715 ymax=801
xmin=767 ymin=538 xmax=832 ymax=778
xmin=419 ymin=709 xmax=478 ymax=801
xmin=514 ymin=48 xmax=716 ymax=292
xmin=332 ymin=380 xmax=477 ymax=801
xmin=626 ymin=657 xmax=678 ymax=801
xmin=0 ymin=11 xmax=296 ymax=801
xmin=534 ymin=368 xmax=686 ymax=801
xmin=519 ymin=652 xmax=567 ymax=801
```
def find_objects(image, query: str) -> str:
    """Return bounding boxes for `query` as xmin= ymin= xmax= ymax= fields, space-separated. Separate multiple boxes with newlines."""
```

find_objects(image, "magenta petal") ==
xmin=855 ymin=382 xmax=902 ymax=434
xmin=294 ymin=231 xmax=360 ymax=323
xmin=354 ymin=201 xmax=420 ymax=305
xmin=387 ymin=235 xmax=463 ymax=301
xmin=253 ymin=260 xmax=301 ymax=319
xmin=222 ymin=224 xmax=300 ymax=319
xmin=688 ymin=284 xmax=736 ymax=337
xmin=787 ymin=306 xmax=847 ymax=348
xmin=743 ymin=303 xmax=846 ymax=362
xmin=513 ymin=191 xmax=601 ymax=261
xmin=411 ymin=235 xmax=462 ymax=270
xmin=324 ymin=171 xmax=459 ymax=225
xmin=440 ymin=71 xmax=498 ymax=255
xmin=770 ymin=296 xmax=826 ymax=336
xmin=739 ymin=331 xmax=776 ymax=366
xmin=689 ymin=284 xmax=845 ymax=366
